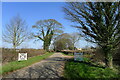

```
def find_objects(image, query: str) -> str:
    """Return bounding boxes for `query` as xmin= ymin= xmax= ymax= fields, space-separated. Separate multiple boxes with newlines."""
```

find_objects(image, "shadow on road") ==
xmin=3 ymin=53 xmax=72 ymax=79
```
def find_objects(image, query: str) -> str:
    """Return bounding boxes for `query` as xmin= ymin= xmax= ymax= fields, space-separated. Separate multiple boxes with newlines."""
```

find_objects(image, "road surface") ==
xmin=3 ymin=53 xmax=73 ymax=79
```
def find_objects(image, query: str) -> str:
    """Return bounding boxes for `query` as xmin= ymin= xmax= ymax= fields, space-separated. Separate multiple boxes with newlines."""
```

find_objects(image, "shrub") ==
xmin=2 ymin=48 xmax=46 ymax=64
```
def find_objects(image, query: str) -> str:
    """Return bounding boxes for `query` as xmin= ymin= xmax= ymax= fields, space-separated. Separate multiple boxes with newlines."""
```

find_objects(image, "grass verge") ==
xmin=1 ymin=52 xmax=54 ymax=75
xmin=62 ymin=53 xmax=74 ymax=56
xmin=64 ymin=58 xmax=119 ymax=79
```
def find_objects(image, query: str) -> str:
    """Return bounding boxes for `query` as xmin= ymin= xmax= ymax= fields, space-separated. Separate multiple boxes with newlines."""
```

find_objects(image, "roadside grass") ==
xmin=62 ymin=52 xmax=92 ymax=58
xmin=62 ymin=53 xmax=74 ymax=56
xmin=64 ymin=58 xmax=119 ymax=79
xmin=1 ymin=52 xmax=54 ymax=75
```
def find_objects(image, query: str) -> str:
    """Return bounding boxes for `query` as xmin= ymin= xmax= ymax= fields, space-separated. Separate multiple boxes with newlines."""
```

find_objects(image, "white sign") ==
xmin=74 ymin=53 xmax=83 ymax=61
xmin=18 ymin=53 xmax=27 ymax=61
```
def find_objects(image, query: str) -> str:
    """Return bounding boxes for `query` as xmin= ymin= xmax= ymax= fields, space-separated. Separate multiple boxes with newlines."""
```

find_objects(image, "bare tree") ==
xmin=53 ymin=33 xmax=73 ymax=51
xmin=70 ymin=32 xmax=81 ymax=50
xmin=3 ymin=15 xmax=28 ymax=50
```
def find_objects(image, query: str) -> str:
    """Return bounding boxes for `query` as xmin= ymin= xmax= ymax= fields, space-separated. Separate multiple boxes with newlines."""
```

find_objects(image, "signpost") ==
xmin=18 ymin=53 xmax=27 ymax=61
xmin=74 ymin=52 xmax=83 ymax=61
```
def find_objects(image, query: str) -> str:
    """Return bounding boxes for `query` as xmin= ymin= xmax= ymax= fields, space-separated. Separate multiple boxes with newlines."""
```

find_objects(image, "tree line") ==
xmin=3 ymin=2 xmax=120 ymax=69
xmin=3 ymin=16 xmax=80 ymax=51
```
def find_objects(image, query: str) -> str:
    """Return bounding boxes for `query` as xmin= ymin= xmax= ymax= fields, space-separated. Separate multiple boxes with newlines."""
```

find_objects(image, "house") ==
xmin=77 ymin=48 xmax=82 ymax=51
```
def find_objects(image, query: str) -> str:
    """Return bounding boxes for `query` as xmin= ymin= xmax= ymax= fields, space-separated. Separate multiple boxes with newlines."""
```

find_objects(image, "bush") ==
xmin=92 ymin=47 xmax=120 ymax=66
xmin=2 ymin=48 xmax=46 ymax=64
xmin=91 ymin=48 xmax=105 ymax=62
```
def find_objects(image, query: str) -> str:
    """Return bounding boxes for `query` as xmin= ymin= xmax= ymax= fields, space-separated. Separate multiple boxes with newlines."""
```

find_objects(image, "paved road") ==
xmin=3 ymin=53 xmax=72 ymax=79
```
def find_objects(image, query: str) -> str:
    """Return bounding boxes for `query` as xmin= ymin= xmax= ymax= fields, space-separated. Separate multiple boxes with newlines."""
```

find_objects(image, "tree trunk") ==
xmin=13 ymin=45 xmax=16 ymax=50
xmin=13 ymin=44 xmax=17 ymax=54
xmin=43 ymin=41 xmax=49 ymax=51
xmin=108 ymin=57 xmax=113 ymax=68
xmin=73 ymin=43 xmax=75 ymax=50
xmin=105 ymin=53 xmax=113 ymax=68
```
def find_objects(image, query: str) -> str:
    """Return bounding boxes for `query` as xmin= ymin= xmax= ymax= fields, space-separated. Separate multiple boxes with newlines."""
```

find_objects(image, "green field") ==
xmin=64 ymin=59 xmax=119 ymax=79
xmin=1 ymin=52 xmax=54 ymax=75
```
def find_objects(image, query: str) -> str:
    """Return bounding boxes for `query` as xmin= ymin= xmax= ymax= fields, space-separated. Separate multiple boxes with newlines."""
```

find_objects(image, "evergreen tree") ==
xmin=64 ymin=2 xmax=120 ymax=68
